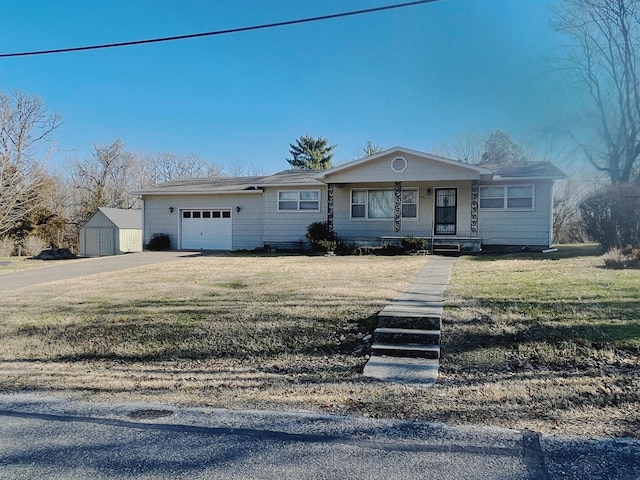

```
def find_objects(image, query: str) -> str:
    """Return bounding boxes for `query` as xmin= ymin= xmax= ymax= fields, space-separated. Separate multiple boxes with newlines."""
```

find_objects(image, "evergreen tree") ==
xmin=287 ymin=135 xmax=336 ymax=170
xmin=479 ymin=130 xmax=527 ymax=164
xmin=362 ymin=140 xmax=384 ymax=157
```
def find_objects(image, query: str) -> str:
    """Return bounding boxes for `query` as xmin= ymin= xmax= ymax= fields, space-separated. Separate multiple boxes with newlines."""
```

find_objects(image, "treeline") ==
xmin=0 ymin=90 xmax=231 ymax=255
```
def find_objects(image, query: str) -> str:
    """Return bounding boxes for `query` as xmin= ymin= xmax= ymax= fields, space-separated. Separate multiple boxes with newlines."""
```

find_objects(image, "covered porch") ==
xmin=323 ymin=180 xmax=483 ymax=254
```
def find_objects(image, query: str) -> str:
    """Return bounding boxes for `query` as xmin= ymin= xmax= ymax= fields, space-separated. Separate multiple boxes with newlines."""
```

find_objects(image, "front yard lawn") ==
xmin=0 ymin=247 xmax=637 ymax=439
xmin=0 ymin=256 xmax=46 ymax=274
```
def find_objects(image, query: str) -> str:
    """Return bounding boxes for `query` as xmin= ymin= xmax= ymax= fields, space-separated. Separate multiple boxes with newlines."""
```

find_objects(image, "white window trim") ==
xmin=479 ymin=184 xmax=535 ymax=211
xmin=391 ymin=156 xmax=408 ymax=173
xmin=350 ymin=188 xmax=419 ymax=220
xmin=277 ymin=189 xmax=321 ymax=212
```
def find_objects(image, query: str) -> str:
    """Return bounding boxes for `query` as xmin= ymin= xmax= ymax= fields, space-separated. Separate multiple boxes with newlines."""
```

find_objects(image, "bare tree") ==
xmin=226 ymin=159 xmax=265 ymax=177
xmin=434 ymin=129 xmax=486 ymax=163
xmin=132 ymin=151 xmax=224 ymax=186
xmin=552 ymin=0 xmax=640 ymax=183
xmin=553 ymin=177 xmax=587 ymax=243
xmin=0 ymin=90 xmax=62 ymax=237
xmin=67 ymin=139 xmax=136 ymax=225
xmin=228 ymin=159 xmax=248 ymax=177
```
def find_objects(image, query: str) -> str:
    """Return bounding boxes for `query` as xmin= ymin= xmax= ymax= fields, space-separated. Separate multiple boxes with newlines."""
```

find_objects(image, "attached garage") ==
xmin=180 ymin=209 xmax=232 ymax=250
xmin=80 ymin=208 xmax=143 ymax=256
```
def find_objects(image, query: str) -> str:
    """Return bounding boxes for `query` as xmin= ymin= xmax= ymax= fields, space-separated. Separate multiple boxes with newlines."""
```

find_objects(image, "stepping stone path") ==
xmin=363 ymin=255 xmax=457 ymax=385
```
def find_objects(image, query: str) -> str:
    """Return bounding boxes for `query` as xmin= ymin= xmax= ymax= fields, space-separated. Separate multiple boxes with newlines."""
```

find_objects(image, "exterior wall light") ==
xmin=236 ymin=206 xmax=241 ymax=213
xmin=169 ymin=207 xmax=174 ymax=213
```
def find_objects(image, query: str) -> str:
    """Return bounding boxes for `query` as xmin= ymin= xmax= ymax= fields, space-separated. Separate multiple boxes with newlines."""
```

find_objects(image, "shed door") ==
xmin=181 ymin=209 xmax=232 ymax=250
xmin=85 ymin=227 xmax=116 ymax=256
xmin=434 ymin=188 xmax=457 ymax=235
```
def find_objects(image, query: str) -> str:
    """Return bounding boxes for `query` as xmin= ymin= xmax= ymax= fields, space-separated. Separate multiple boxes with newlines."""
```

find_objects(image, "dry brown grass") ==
xmin=0 ymin=256 xmax=45 ymax=274
xmin=439 ymin=245 xmax=640 ymax=438
xmin=1 ymin=248 xmax=638 ymax=439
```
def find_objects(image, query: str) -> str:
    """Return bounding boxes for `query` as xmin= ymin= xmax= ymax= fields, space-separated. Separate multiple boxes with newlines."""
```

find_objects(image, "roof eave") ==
xmin=133 ymin=189 xmax=264 ymax=196
xmin=255 ymin=180 xmax=325 ymax=188
xmin=491 ymin=174 xmax=567 ymax=181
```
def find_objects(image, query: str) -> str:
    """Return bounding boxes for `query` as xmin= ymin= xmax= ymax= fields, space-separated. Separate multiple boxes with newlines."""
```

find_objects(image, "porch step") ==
xmin=371 ymin=343 xmax=440 ymax=360
xmin=432 ymin=243 xmax=461 ymax=256
xmin=362 ymin=356 xmax=439 ymax=385
xmin=374 ymin=327 xmax=440 ymax=345
xmin=377 ymin=315 xmax=441 ymax=330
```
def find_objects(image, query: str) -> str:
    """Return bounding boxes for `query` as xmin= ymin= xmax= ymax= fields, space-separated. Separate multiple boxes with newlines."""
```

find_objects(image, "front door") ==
xmin=434 ymin=188 xmax=457 ymax=235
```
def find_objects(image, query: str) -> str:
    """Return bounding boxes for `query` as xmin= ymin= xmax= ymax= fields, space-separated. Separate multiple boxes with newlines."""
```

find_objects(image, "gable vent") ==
xmin=391 ymin=156 xmax=407 ymax=173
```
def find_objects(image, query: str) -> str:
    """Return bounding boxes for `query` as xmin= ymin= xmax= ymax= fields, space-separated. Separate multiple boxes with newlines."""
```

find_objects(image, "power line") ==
xmin=0 ymin=0 xmax=440 ymax=58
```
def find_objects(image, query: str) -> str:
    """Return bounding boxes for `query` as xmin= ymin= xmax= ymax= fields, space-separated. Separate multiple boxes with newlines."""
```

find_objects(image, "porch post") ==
xmin=394 ymin=181 xmax=402 ymax=234
xmin=471 ymin=180 xmax=479 ymax=237
xmin=327 ymin=183 xmax=334 ymax=231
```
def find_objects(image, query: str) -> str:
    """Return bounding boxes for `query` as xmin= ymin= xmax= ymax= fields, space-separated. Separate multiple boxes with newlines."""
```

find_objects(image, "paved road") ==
xmin=0 ymin=251 xmax=196 ymax=291
xmin=0 ymin=394 xmax=638 ymax=479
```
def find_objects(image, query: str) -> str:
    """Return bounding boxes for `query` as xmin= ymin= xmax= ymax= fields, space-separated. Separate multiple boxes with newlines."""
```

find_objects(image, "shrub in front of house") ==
xmin=305 ymin=221 xmax=338 ymax=253
xmin=147 ymin=233 xmax=170 ymax=251
xmin=401 ymin=235 xmax=427 ymax=252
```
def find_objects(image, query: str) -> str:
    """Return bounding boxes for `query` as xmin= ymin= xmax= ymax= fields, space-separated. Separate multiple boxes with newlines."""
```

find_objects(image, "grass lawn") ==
xmin=0 ymin=247 xmax=638 ymax=439
xmin=0 ymin=256 xmax=46 ymax=274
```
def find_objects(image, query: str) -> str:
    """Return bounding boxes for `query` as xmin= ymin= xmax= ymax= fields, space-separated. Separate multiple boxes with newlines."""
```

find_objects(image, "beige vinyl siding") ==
xmin=83 ymin=211 xmax=115 ymax=229
xmin=478 ymin=180 xmax=553 ymax=247
xmin=232 ymin=194 xmax=264 ymax=250
xmin=262 ymin=187 xmax=327 ymax=248
xmin=332 ymin=181 xmax=473 ymax=241
xmin=142 ymin=193 xmax=264 ymax=250
xmin=142 ymin=196 xmax=181 ymax=249
xmin=324 ymin=152 xmax=483 ymax=184
xmin=118 ymin=229 xmax=143 ymax=253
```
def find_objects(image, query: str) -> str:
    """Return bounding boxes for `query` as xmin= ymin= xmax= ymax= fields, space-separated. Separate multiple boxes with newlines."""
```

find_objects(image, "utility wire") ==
xmin=0 ymin=0 xmax=439 ymax=58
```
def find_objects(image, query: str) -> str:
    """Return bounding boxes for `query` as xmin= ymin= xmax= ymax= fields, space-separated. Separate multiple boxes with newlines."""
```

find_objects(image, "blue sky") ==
xmin=0 ymin=0 xmax=570 ymax=174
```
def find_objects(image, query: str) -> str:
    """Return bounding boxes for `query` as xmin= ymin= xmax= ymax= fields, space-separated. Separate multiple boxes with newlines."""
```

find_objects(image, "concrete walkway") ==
xmin=363 ymin=255 xmax=457 ymax=385
xmin=380 ymin=255 xmax=455 ymax=317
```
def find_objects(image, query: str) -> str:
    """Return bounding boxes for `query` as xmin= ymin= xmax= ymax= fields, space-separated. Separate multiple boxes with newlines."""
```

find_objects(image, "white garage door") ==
xmin=181 ymin=209 xmax=232 ymax=250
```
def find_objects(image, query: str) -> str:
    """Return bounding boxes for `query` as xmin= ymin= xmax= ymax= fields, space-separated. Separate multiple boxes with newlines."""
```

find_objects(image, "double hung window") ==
xmin=479 ymin=185 xmax=534 ymax=210
xmin=278 ymin=190 xmax=320 ymax=211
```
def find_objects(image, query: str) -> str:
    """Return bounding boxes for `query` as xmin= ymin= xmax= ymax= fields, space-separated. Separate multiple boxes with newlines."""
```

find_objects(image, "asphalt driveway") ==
xmin=0 ymin=251 xmax=195 ymax=291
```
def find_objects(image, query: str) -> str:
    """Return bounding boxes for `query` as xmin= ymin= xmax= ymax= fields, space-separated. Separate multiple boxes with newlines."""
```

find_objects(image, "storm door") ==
xmin=434 ymin=188 xmax=457 ymax=235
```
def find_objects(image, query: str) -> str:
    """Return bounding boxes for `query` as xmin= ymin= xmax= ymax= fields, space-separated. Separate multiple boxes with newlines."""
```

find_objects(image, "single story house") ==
xmin=133 ymin=147 xmax=566 ymax=253
xmin=79 ymin=207 xmax=143 ymax=256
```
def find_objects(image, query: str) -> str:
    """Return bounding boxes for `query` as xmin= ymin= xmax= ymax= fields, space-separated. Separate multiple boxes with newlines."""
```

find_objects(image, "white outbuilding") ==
xmin=79 ymin=207 xmax=143 ymax=257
